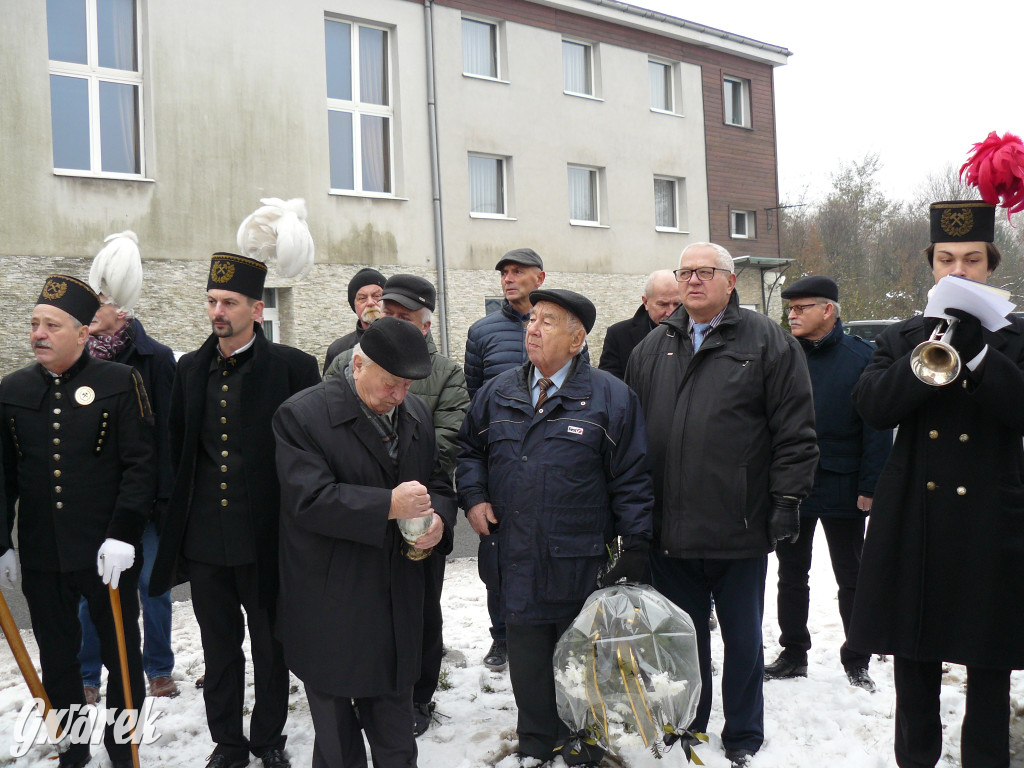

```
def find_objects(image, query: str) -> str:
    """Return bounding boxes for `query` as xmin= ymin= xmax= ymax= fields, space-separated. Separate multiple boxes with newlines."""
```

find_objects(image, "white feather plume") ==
xmin=88 ymin=230 xmax=143 ymax=312
xmin=236 ymin=197 xmax=314 ymax=280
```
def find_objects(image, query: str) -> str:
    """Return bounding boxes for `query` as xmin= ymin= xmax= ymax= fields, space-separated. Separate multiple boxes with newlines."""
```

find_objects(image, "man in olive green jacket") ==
xmin=324 ymin=274 xmax=469 ymax=735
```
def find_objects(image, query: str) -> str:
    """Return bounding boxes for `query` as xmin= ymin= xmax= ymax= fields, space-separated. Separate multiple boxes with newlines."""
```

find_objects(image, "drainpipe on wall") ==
xmin=424 ymin=0 xmax=449 ymax=356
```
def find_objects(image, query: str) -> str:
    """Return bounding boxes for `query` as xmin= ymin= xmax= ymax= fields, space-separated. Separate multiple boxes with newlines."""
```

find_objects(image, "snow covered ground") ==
xmin=1 ymin=527 xmax=1022 ymax=767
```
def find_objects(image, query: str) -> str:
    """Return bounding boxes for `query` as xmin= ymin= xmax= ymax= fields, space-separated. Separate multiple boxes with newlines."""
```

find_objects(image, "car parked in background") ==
xmin=844 ymin=319 xmax=898 ymax=345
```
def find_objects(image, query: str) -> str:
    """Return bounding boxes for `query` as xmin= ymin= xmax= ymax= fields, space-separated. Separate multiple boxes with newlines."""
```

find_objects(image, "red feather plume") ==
xmin=959 ymin=131 xmax=1024 ymax=220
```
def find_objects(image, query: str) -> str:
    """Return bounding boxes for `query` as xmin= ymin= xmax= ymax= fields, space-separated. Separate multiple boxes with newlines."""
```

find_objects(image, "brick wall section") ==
xmin=435 ymin=0 xmax=783 ymax=258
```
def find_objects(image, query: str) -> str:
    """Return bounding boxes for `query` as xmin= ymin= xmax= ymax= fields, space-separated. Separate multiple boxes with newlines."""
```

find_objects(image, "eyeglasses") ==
xmin=674 ymin=266 xmax=728 ymax=282
xmin=787 ymin=302 xmax=823 ymax=316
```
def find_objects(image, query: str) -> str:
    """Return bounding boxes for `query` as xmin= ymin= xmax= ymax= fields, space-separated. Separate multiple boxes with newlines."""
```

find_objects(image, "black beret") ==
xmin=929 ymin=200 xmax=995 ymax=244
xmin=528 ymin=288 xmax=596 ymax=333
xmin=381 ymin=274 xmax=436 ymax=311
xmin=347 ymin=268 xmax=387 ymax=312
xmin=781 ymin=275 xmax=839 ymax=302
xmin=495 ymin=248 xmax=543 ymax=271
xmin=36 ymin=275 xmax=100 ymax=326
xmin=358 ymin=316 xmax=432 ymax=380
xmin=207 ymin=253 xmax=267 ymax=300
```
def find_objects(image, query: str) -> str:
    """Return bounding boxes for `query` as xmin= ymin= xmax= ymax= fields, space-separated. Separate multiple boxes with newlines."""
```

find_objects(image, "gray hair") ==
xmin=823 ymin=298 xmax=842 ymax=318
xmin=680 ymin=242 xmax=734 ymax=273
xmin=351 ymin=343 xmax=376 ymax=369
xmin=644 ymin=269 xmax=676 ymax=296
xmin=419 ymin=308 xmax=433 ymax=325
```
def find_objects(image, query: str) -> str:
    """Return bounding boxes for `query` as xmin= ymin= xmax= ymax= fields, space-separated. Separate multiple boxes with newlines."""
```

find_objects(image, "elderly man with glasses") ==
xmin=625 ymin=242 xmax=818 ymax=768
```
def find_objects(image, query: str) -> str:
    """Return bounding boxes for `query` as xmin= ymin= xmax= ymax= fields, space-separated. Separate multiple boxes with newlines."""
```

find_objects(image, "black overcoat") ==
xmin=849 ymin=315 xmax=1024 ymax=668
xmin=598 ymin=304 xmax=653 ymax=380
xmin=149 ymin=325 xmax=320 ymax=602
xmin=272 ymin=376 xmax=457 ymax=698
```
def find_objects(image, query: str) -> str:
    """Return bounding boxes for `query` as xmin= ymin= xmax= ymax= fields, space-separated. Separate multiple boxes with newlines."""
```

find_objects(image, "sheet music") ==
xmin=923 ymin=275 xmax=1015 ymax=332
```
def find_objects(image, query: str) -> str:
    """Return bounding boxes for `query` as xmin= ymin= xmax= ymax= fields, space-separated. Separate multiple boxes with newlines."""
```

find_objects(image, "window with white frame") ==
xmin=462 ymin=18 xmax=499 ymax=78
xmin=724 ymin=76 xmax=751 ymax=127
xmin=325 ymin=18 xmax=393 ymax=195
xmin=261 ymin=288 xmax=279 ymax=343
xmin=568 ymin=165 xmax=601 ymax=225
xmin=468 ymin=154 xmax=507 ymax=216
xmin=46 ymin=0 xmax=143 ymax=175
xmin=562 ymin=40 xmax=593 ymax=96
xmin=655 ymin=177 xmax=687 ymax=231
xmin=649 ymin=60 xmax=673 ymax=112
xmin=731 ymin=209 xmax=756 ymax=239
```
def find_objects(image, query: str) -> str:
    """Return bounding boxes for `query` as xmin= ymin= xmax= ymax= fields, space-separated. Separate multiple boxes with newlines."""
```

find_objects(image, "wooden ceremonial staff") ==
xmin=0 ymin=588 xmax=64 ymax=744
xmin=108 ymin=584 xmax=141 ymax=768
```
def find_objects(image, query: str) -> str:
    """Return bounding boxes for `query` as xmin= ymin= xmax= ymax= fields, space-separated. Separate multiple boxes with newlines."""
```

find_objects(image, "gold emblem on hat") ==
xmin=941 ymin=207 xmax=974 ymax=237
xmin=75 ymin=386 xmax=95 ymax=406
xmin=42 ymin=280 xmax=68 ymax=300
xmin=210 ymin=260 xmax=235 ymax=284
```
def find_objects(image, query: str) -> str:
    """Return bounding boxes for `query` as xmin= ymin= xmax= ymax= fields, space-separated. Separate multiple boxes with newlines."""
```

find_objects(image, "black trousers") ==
xmin=774 ymin=515 xmax=869 ymax=668
xmin=478 ymin=535 xmax=506 ymax=641
xmin=306 ymin=683 xmax=416 ymax=768
xmin=506 ymin=621 xmax=604 ymax=766
xmin=893 ymin=657 xmax=1010 ymax=768
xmin=189 ymin=560 xmax=289 ymax=762
xmin=21 ymin=563 xmax=146 ymax=765
xmin=413 ymin=553 xmax=445 ymax=705
xmin=650 ymin=552 xmax=766 ymax=754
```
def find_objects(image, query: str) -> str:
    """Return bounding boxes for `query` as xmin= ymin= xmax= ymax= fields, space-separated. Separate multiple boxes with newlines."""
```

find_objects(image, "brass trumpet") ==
xmin=910 ymin=318 xmax=960 ymax=386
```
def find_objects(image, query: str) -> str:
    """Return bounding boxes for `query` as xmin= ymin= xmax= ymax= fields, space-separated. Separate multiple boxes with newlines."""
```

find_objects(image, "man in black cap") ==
xmin=457 ymin=289 xmax=653 ymax=765
xmin=763 ymin=275 xmax=890 ymax=693
xmin=325 ymin=274 xmax=469 ymax=737
xmin=849 ymin=191 xmax=1024 ymax=767
xmin=150 ymin=253 xmax=320 ymax=768
xmin=323 ymin=267 xmax=387 ymax=373
xmin=0 ymin=275 xmax=155 ymax=768
xmin=274 ymin=316 xmax=457 ymax=768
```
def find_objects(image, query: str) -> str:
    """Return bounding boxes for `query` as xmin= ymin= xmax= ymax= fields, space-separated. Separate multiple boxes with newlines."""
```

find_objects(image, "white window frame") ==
xmin=731 ymin=209 xmax=756 ymax=239
xmin=325 ymin=17 xmax=395 ymax=197
xmin=648 ymin=58 xmax=676 ymax=114
xmin=567 ymin=165 xmax=606 ymax=227
xmin=261 ymin=288 xmax=280 ymax=343
xmin=468 ymin=153 xmax=512 ymax=219
xmin=723 ymin=75 xmax=751 ymax=128
xmin=654 ymin=176 xmax=687 ymax=232
xmin=562 ymin=38 xmax=597 ymax=98
xmin=462 ymin=16 xmax=505 ymax=81
xmin=47 ymin=0 xmax=145 ymax=179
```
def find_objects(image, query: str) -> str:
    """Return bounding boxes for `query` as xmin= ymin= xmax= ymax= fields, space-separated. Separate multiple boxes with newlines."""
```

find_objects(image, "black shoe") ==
xmin=58 ymin=754 xmax=91 ymax=768
xmin=725 ymin=747 xmax=756 ymax=767
xmin=845 ymin=665 xmax=876 ymax=693
xmin=763 ymin=652 xmax=807 ymax=680
xmin=413 ymin=701 xmax=435 ymax=737
xmin=205 ymin=755 xmax=250 ymax=768
xmin=483 ymin=639 xmax=508 ymax=671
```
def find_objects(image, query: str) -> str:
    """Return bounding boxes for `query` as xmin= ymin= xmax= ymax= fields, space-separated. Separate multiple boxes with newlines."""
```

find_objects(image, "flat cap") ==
xmin=347 ymin=268 xmax=387 ymax=312
xmin=781 ymin=275 xmax=839 ymax=302
xmin=495 ymin=248 xmax=543 ymax=271
xmin=382 ymin=274 xmax=436 ymax=312
xmin=529 ymin=288 xmax=596 ymax=333
xmin=358 ymin=316 xmax=432 ymax=380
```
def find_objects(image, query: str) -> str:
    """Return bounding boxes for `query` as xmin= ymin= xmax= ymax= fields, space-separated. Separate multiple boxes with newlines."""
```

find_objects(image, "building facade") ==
xmin=0 ymin=0 xmax=789 ymax=370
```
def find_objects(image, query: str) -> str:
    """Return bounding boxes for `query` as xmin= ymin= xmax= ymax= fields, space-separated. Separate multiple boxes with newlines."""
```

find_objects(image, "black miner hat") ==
xmin=929 ymin=200 xmax=995 ymax=244
xmin=528 ymin=288 xmax=596 ymax=333
xmin=37 ymin=275 xmax=100 ymax=326
xmin=359 ymin=316 xmax=432 ymax=380
xmin=207 ymin=253 xmax=267 ymax=300
xmin=781 ymin=275 xmax=839 ymax=302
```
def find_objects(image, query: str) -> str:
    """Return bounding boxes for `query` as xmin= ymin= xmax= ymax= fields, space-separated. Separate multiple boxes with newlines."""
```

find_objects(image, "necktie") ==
xmin=693 ymin=322 xmax=711 ymax=351
xmin=535 ymin=378 xmax=554 ymax=411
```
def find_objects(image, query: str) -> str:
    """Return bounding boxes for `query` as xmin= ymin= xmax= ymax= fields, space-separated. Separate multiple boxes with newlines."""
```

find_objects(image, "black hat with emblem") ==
xmin=207 ymin=252 xmax=267 ymax=300
xmin=929 ymin=200 xmax=995 ymax=244
xmin=528 ymin=288 xmax=596 ymax=333
xmin=358 ymin=316 xmax=432 ymax=380
xmin=37 ymin=275 xmax=101 ymax=326
xmin=381 ymin=274 xmax=436 ymax=312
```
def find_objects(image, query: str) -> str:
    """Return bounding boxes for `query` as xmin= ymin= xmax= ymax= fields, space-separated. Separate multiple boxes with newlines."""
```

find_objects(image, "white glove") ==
xmin=96 ymin=539 xmax=135 ymax=590
xmin=0 ymin=549 xmax=17 ymax=589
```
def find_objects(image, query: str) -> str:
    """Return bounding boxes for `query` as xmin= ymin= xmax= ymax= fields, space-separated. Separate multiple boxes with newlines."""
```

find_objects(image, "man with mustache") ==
xmin=323 ymin=267 xmax=387 ymax=374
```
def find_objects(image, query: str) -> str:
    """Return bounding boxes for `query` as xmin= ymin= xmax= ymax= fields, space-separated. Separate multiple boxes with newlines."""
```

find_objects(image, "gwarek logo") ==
xmin=10 ymin=698 xmax=161 ymax=758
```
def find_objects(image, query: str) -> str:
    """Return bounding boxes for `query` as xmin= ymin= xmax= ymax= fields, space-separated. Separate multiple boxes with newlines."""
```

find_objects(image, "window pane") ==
xmin=568 ymin=167 xmax=596 ymax=222
xmin=655 ymin=178 xmax=675 ymax=228
xmin=649 ymin=61 xmax=669 ymax=110
xmin=361 ymin=114 xmax=390 ymax=193
xmin=732 ymin=211 xmax=747 ymax=236
xmin=99 ymin=81 xmax=139 ymax=173
xmin=328 ymin=110 xmax=354 ymax=189
xmin=47 ymin=0 xmax=88 ymax=64
xmin=462 ymin=19 xmax=496 ymax=77
xmin=725 ymin=79 xmax=745 ymax=125
xmin=262 ymin=288 xmax=278 ymax=308
xmin=563 ymin=41 xmax=590 ymax=94
xmin=325 ymin=20 xmax=352 ymax=101
xmin=469 ymin=155 xmax=503 ymax=214
xmin=97 ymin=0 xmax=137 ymax=71
xmin=50 ymin=75 xmax=91 ymax=169
xmin=359 ymin=27 xmax=388 ymax=106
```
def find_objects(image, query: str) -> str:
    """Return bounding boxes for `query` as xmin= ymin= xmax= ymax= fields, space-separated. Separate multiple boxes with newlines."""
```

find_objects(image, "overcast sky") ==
xmin=631 ymin=0 xmax=1021 ymax=206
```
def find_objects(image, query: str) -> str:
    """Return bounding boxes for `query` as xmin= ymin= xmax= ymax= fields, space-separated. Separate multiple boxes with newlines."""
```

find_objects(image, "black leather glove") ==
xmin=945 ymin=308 xmax=986 ymax=362
xmin=601 ymin=539 xmax=650 ymax=586
xmin=768 ymin=495 xmax=800 ymax=546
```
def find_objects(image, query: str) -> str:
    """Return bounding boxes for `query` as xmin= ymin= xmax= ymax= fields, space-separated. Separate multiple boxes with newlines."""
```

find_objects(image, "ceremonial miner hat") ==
xmin=347 ymin=268 xmax=387 ymax=312
xmin=359 ymin=316 xmax=432 ymax=380
xmin=528 ymin=288 xmax=597 ymax=334
xmin=929 ymin=201 xmax=995 ymax=244
xmin=88 ymin=231 xmax=143 ymax=311
xmin=37 ymin=275 xmax=100 ymax=326
xmin=207 ymin=253 xmax=267 ymax=300
xmin=382 ymin=274 xmax=436 ymax=312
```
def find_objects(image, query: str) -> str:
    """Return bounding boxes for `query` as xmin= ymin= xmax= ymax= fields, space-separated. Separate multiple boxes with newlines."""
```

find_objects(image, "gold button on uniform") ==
xmin=220 ymin=499 xmax=228 ymax=507
xmin=53 ymin=423 xmax=60 ymax=430
xmin=56 ymin=502 xmax=63 ymax=509
xmin=221 ymin=417 xmax=227 ymax=424
xmin=959 ymin=434 xmax=969 ymax=442
xmin=53 ymin=470 xmax=61 ymax=478
xmin=926 ymin=482 xmax=936 ymax=491
xmin=53 ymin=438 xmax=60 ymax=445
xmin=53 ymin=408 xmax=61 ymax=415
xmin=221 ymin=450 xmax=228 ymax=458
xmin=220 ymin=465 xmax=227 ymax=472
xmin=928 ymin=430 xmax=938 ymax=439
xmin=55 ymin=486 xmax=62 ymax=493
xmin=221 ymin=434 xmax=228 ymax=442
xmin=222 ymin=385 xmax=229 ymax=391
xmin=220 ymin=483 xmax=227 ymax=490
xmin=220 ymin=400 xmax=227 ymax=407
xmin=957 ymin=486 xmax=967 ymax=496
xmin=55 ymin=393 xmax=62 ymax=399
xmin=53 ymin=454 xmax=60 ymax=461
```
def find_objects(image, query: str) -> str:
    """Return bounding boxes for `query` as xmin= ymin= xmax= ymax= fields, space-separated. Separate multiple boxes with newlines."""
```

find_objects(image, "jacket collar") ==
xmin=500 ymin=354 xmax=592 ymax=405
xmin=662 ymin=290 xmax=742 ymax=335
xmin=798 ymin=318 xmax=843 ymax=354
xmin=501 ymin=299 xmax=530 ymax=323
